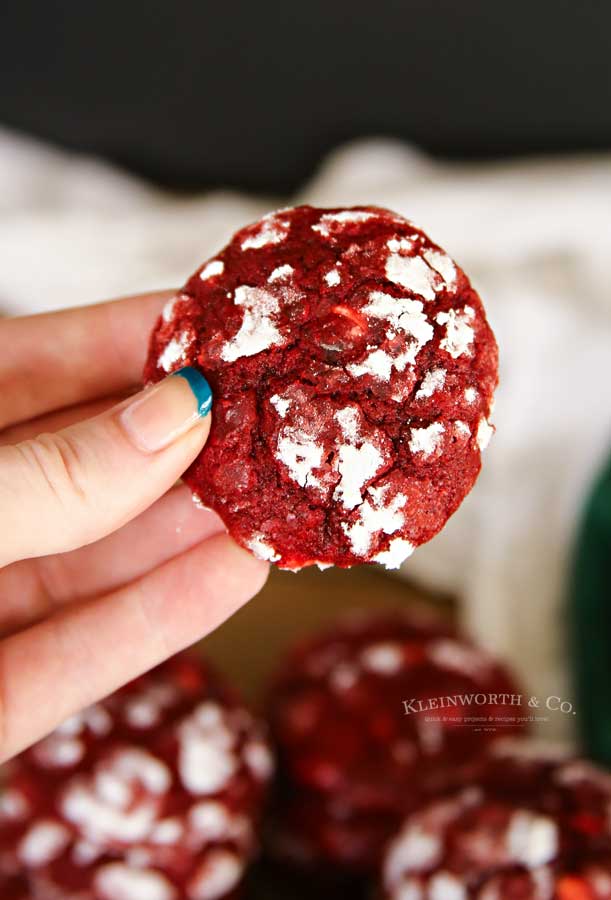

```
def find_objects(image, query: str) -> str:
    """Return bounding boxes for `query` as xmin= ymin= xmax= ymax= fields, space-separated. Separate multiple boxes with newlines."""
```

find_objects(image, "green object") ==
xmin=569 ymin=453 xmax=611 ymax=764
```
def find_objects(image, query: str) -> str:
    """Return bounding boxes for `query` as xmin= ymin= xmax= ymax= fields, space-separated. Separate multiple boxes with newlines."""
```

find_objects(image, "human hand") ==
xmin=0 ymin=291 xmax=268 ymax=762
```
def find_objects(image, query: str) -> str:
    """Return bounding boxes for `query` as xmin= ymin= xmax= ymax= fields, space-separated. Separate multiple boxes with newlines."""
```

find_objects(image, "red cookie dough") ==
xmin=0 ymin=874 xmax=29 ymax=899
xmin=266 ymin=611 xmax=524 ymax=873
xmin=382 ymin=740 xmax=611 ymax=899
xmin=144 ymin=205 xmax=498 ymax=571
xmin=0 ymin=652 xmax=274 ymax=900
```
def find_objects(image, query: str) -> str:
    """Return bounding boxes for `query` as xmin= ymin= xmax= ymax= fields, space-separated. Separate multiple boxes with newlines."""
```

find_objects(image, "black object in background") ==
xmin=1 ymin=1 xmax=609 ymax=192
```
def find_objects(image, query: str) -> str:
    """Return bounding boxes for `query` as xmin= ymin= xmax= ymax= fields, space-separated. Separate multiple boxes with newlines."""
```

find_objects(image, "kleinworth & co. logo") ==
xmin=402 ymin=693 xmax=576 ymax=731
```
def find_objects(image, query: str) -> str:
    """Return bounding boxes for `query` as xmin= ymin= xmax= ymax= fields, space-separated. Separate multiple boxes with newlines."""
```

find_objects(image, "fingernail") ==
xmin=120 ymin=366 xmax=212 ymax=453
xmin=171 ymin=367 xmax=214 ymax=417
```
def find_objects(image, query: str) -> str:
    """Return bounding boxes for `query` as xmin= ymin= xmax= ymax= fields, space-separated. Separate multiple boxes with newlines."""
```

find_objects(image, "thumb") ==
xmin=0 ymin=367 xmax=213 ymax=567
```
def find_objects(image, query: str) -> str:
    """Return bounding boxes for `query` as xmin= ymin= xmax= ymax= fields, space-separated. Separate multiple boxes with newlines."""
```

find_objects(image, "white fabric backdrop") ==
xmin=2 ymin=128 xmax=610 ymax=736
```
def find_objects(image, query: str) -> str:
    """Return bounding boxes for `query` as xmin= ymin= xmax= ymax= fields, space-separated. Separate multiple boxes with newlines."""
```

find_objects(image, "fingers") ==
xmin=0 ymin=290 xmax=173 ymax=430
xmin=38 ymin=484 xmax=226 ymax=604
xmin=0 ymin=368 xmax=213 ymax=568
xmin=0 ymin=533 xmax=269 ymax=761
xmin=0 ymin=485 xmax=226 ymax=635
xmin=0 ymin=395 xmax=128 ymax=447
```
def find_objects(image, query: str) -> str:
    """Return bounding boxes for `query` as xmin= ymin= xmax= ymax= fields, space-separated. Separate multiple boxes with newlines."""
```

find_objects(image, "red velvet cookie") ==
xmin=144 ymin=205 xmax=498 ymax=571
xmin=382 ymin=741 xmax=611 ymax=899
xmin=1 ymin=652 xmax=274 ymax=899
xmin=266 ymin=611 xmax=524 ymax=872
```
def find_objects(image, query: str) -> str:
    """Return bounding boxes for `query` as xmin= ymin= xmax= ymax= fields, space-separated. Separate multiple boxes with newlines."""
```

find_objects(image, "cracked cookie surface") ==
xmin=144 ymin=205 xmax=498 ymax=570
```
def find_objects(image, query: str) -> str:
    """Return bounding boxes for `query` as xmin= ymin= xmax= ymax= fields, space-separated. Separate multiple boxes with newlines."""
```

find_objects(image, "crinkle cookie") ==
xmin=382 ymin=741 xmax=611 ymax=900
xmin=266 ymin=611 xmax=523 ymax=872
xmin=145 ymin=205 xmax=498 ymax=571
xmin=0 ymin=652 xmax=274 ymax=900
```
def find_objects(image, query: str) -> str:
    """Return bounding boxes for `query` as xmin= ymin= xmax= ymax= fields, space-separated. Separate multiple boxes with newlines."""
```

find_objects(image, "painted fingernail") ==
xmin=119 ymin=367 xmax=212 ymax=453
xmin=171 ymin=366 xmax=213 ymax=416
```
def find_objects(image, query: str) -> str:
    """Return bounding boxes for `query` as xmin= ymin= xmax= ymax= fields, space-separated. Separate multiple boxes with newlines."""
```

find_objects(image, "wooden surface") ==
xmin=200 ymin=565 xmax=454 ymax=706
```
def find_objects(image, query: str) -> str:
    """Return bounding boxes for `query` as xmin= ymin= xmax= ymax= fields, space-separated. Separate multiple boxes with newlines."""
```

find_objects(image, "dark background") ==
xmin=1 ymin=1 xmax=610 ymax=192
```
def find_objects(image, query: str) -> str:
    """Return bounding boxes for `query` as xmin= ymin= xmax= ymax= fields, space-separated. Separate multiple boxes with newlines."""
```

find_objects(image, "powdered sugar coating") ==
xmin=454 ymin=420 xmax=471 ymax=438
xmin=361 ymin=642 xmax=405 ymax=675
xmin=422 ymin=248 xmax=457 ymax=287
xmin=60 ymin=749 xmax=171 ymax=846
xmin=158 ymin=331 xmax=192 ymax=373
xmin=372 ymin=537 xmax=415 ymax=569
xmin=243 ymin=740 xmax=275 ymax=781
xmin=31 ymin=706 xmax=113 ymax=773
xmin=415 ymin=367 xmax=446 ymax=399
xmin=347 ymin=291 xmax=434 ymax=384
xmin=122 ymin=682 xmax=179 ymax=730
xmin=333 ymin=407 xmax=386 ymax=509
xmin=347 ymin=348 xmax=396 ymax=381
xmin=386 ymin=253 xmax=440 ymax=301
xmin=273 ymin=397 xmax=392 ymax=515
xmin=360 ymin=291 xmax=434 ymax=353
xmin=426 ymin=639 xmax=492 ymax=679
xmin=505 ymin=810 xmax=558 ymax=867
xmin=187 ymin=850 xmax=244 ymax=900
xmin=94 ymin=863 xmax=176 ymax=900
xmin=325 ymin=268 xmax=341 ymax=286
xmin=385 ymin=824 xmax=443 ymax=879
xmin=269 ymin=393 xmax=291 ymax=418
xmin=162 ymin=294 xmax=181 ymax=322
xmin=0 ymin=789 xmax=30 ymax=822
xmin=477 ymin=417 xmax=495 ymax=451
xmin=409 ymin=423 xmax=445 ymax=458
xmin=429 ymin=872 xmax=466 ymax=900
xmin=276 ymin=422 xmax=325 ymax=489
xmin=245 ymin=533 xmax=281 ymax=562
xmin=268 ymin=263 xmax=294 ymax=282
xmin=177 ymin=703 xmax=238 ymax=795
xmin=200 ymin=260 xmax=224 ymax=281
xmin=312 ymin=209 xmax=376 ymax=237
xmin=18 ymin=820 xmax=70 ymax=867
xmin=436 ymin=307 xmax=475 ymax=359
xmin=240 ymin=211 xmax=290 ymax=250
xmin=145 ymin=205 xmax=498 ymax=570
xmin=220 ymin=286 xmax=285 ymax=362
xmin=342 ymin=484 xmax=407 ymax=556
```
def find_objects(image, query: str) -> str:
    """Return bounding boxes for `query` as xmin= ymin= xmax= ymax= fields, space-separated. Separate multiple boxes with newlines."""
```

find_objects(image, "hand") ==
xmin=0 ymin=291 xmax=268 ymax=762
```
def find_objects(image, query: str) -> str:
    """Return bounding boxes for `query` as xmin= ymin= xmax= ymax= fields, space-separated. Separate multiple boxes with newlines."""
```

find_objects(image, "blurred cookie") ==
xmin=1 ymin=652 xmax=274 ymax=899
xmin=266 ymin=610 xmax=523 ymax=872
xmin=382 ymin=741 xmax=611 ymax=899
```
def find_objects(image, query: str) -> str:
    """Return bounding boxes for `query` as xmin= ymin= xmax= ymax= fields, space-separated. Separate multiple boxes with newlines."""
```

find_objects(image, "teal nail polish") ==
xmin=172 ymin=366 xmax=213 ymax=417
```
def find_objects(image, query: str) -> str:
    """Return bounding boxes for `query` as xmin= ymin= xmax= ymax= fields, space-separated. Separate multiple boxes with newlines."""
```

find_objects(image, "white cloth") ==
xmin=2 ymin=128 xmax=610 ymax=735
